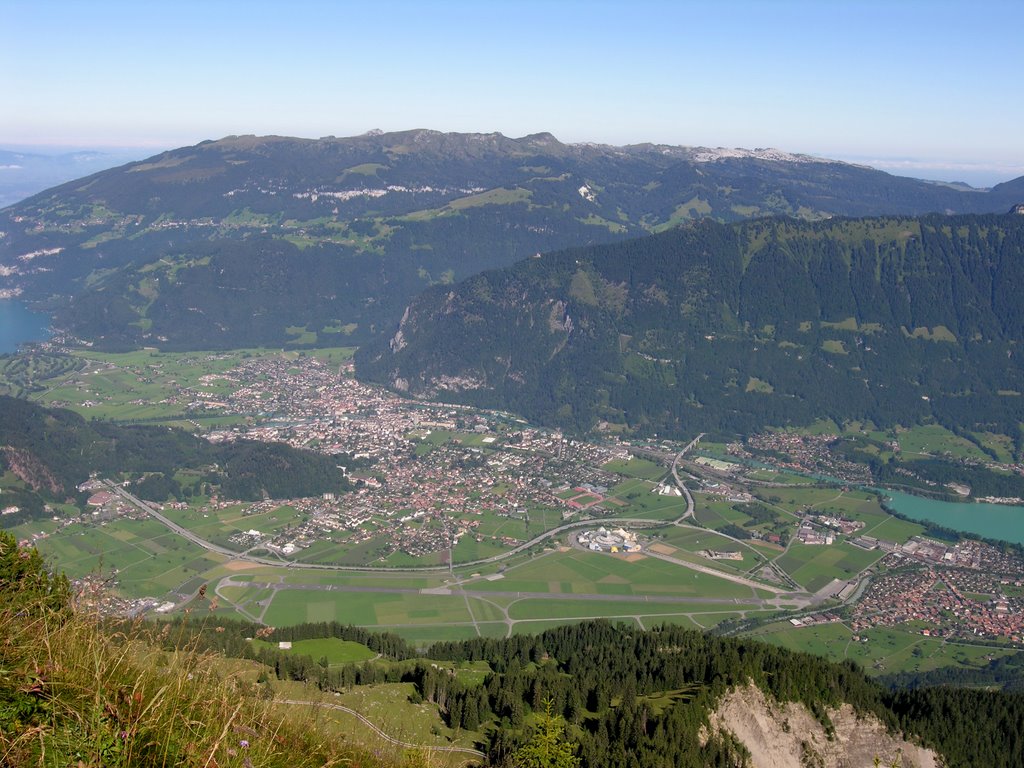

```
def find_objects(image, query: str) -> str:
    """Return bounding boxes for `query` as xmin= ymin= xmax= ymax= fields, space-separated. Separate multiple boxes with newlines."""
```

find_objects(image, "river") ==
xmin=883 ymin=489 xmax=1024 ymax=545
xmin=0 ymin=301 xmax=52 ymax=353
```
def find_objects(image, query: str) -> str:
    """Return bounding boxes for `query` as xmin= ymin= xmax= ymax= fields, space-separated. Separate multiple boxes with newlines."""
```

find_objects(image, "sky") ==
xmin=5 ymin=0 xmax=1023 ymax=186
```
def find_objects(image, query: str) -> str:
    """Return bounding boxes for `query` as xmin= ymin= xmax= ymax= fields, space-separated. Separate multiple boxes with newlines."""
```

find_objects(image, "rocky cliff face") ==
xmin=708 ymin=684 xmax=940 ymax=768
xmin=1 ymin=446 xmax=62 ymax=495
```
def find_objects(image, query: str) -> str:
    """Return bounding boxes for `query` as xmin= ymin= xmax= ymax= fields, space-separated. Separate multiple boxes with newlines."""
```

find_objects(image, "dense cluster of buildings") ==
xmin=175 ymin=355 xmax=631 ymax=561
xmin=851 ymin=564 xmax=1024 ymax=643
xmin=731 ymin=432 xmax=873 ymax=483
xmin=577 ymin=527 xmax=642 ymax=553
xmin=847 ymin=537 xmax=1024 ymax=642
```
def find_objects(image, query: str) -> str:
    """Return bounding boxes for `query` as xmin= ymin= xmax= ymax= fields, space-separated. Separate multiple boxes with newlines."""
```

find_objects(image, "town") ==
xmin=23 ymin=348 xmax=1024 ymax=648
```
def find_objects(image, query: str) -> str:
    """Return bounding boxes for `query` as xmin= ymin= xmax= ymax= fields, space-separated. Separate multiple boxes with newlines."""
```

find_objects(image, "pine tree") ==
xmin=510 ymin=699 xmax=580 ymax=768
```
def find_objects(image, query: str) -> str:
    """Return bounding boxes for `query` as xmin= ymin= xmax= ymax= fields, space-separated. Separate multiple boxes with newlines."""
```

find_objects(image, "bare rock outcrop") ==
xmin=1 ymin=446 xmax=62 ymax=495
xmin=707 ymin=684 xmax=940 ymax=768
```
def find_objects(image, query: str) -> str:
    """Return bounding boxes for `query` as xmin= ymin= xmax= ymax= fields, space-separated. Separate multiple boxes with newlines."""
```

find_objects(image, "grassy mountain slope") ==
xmin=2 ymin=130 xmax=1022 ymax=350
xmin=0 ymin=530 xmax=420 ymax=768
xmin=356 ymin=212 xmax=1024 ymax=444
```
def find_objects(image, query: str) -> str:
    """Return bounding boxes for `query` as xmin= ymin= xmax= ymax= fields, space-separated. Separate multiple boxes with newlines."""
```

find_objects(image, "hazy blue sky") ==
xmin=5 ymin=0 xmax=1022 ymax=185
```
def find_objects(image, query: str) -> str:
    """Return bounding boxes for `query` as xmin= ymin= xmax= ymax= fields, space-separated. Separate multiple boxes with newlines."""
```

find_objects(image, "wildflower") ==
xmin=239 ymin=739 xmax=249 ymax=749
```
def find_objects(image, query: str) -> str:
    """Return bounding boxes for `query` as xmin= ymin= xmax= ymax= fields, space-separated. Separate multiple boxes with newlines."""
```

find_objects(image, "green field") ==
xmin=602 ymin=457 xmax=668 ymax=481
xmin=650 ymin=525 xmax=767 ymax=573
xmin=605 ymin=479 xmax=686 ymax=520
xmin=261 ymin=590 xmax=477 ymax=628
xmin=505 ymin=597 xmax=767 ymax=624
xmin=471 ymin=549 xmax=763 ymax=600
xmin=753 ymin=621 xmax=1020 ymax=676
xmin=860 ymin=515 xmax=926 ymax=544
xmin=896 ymin=423 xmax=992 ymax=461
xmin=273 ymin=681 xmax=480 ymax=757
xmin=252 ymin=637 xmax=376 ymax=664
xmin=775 ymin=542 xmax=884 ymax=591
xmin=31 ymin=516 xmax=226 ymax=599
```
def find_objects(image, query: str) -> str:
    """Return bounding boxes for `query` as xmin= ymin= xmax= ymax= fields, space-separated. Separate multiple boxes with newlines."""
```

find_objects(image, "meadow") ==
xmin=752 ymin=620 xmax=1020 ymax=677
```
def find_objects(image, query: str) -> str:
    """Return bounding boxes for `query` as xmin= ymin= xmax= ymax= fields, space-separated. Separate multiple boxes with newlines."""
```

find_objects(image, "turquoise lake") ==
xmin=0 ymin=301 xmax=52 ymax=353
xmin=883 ymin=490 xmax=1024 ymax=545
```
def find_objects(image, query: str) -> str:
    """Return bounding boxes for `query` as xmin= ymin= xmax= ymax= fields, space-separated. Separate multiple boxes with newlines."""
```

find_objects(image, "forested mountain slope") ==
xmin=182 ymin=615 xmax=1024 ymax=768
xmin=0 ymin=395 xmax=348 ymax=524
xmin=2 ymin=130 xmax=1022 ymax=350
xmin=357 ymin=212 xmax=1024 ymax=447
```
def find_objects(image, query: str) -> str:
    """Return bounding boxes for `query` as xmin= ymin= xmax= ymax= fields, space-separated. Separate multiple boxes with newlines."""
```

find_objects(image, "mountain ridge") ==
xmin=2 ymin=130 xmax=1022 ymax=350
xmin=356 ymin=211 xmax=1024 ymax=443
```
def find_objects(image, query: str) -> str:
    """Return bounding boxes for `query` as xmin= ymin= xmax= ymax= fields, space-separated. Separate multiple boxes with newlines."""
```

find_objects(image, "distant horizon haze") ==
xmin=1 ymin=133 xmax=1021 ymax=191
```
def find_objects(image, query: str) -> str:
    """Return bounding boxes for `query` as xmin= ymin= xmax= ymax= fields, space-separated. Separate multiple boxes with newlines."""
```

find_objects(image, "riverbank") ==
xmin=882 ymin=489 xmax=1024 ymax=546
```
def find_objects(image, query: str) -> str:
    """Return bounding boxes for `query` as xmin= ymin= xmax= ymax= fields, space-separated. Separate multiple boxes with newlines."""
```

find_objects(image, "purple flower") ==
xmin=239 ymin=739 xmax=249 ymax=749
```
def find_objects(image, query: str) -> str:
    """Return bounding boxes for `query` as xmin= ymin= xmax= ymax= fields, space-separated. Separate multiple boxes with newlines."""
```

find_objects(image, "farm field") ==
xmin=601 ymin=457 xmax=667 ymax=481
xmin=753 ymin=487 xmax=886 ymax=519
xmin=753 ymin=621 xmax=1020 ymax=676
xmin=775 ymin=541 xmax=884 ymax=591
xmin=605 ymin=478 xmax=686 ymax=520
xmin=28 ymin=516 xmax=226 ymax=599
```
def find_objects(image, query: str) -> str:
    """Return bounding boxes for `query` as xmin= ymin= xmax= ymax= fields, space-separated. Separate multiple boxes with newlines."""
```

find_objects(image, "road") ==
xmin=107 ymin=478 xmax=760 ymax=576
xmin=671 ymin=432 xmax=704 ymax=521
xmin=105 ymin=436 xmax=804 ymax=604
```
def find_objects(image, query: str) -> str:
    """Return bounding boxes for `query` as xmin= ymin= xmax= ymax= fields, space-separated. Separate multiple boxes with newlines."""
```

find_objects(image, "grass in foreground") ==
xmin=0 ymin=531 xmax=439 ymax=767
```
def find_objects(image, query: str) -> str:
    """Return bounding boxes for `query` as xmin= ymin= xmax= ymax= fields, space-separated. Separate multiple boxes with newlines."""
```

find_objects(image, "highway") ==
xmin=671 ymin=432 xmax=704 ymax=521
